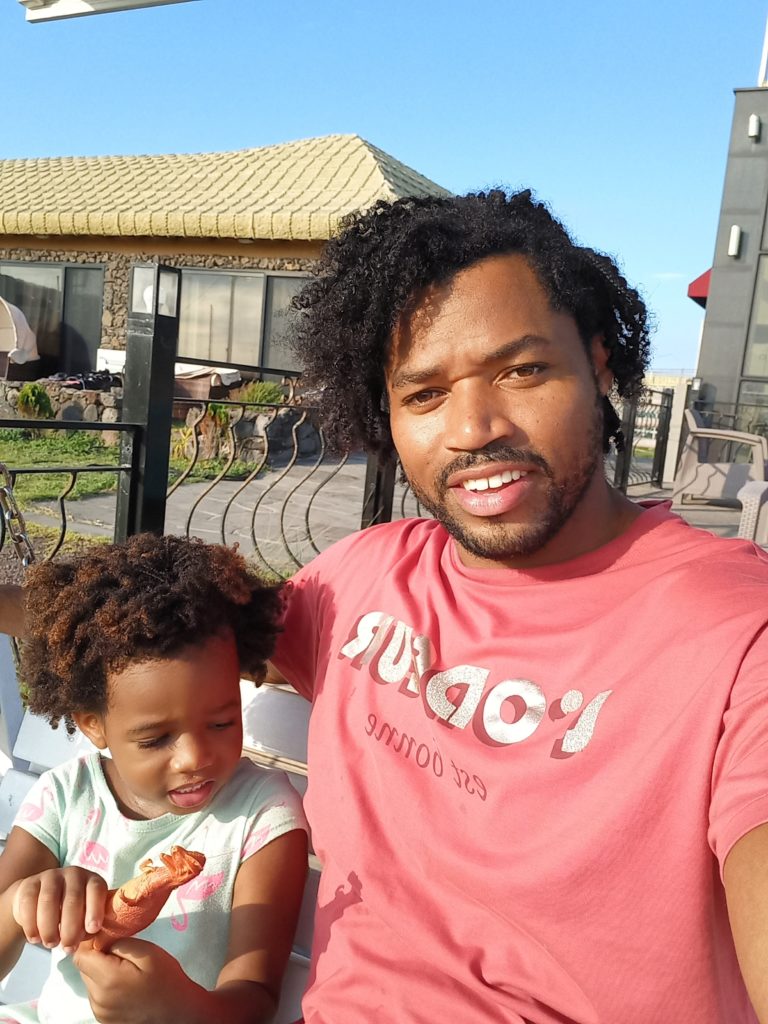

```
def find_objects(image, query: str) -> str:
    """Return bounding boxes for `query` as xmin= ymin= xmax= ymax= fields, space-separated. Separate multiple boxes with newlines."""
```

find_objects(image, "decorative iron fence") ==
xmin=607 ymin=387 xmax=672 ymax=491
xmin=693 ymin=401 xmax=768 ymax=437
xmin=0 ymin=347 xmax=673 ymax=578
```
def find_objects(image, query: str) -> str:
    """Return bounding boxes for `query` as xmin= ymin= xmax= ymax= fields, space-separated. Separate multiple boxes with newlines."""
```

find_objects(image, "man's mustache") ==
xmin=436 ymin=446 xmax=552 ymax=492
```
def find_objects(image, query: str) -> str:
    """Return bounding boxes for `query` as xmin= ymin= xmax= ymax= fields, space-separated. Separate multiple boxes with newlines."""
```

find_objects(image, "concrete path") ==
xmin=3 ymin=445 xmax=746 ymax=581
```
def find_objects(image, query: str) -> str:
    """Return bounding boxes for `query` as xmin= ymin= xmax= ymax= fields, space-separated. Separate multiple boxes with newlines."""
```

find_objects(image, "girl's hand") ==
xmin=10 ymin=867 xmax=108 ymax=953
xmin=74 ymin=940 xmax=191 ymax=1024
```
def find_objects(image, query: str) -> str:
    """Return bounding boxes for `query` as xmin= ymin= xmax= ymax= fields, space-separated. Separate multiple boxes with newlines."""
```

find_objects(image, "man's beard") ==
xmin=405 ymin=402 xmax=604 ymax=563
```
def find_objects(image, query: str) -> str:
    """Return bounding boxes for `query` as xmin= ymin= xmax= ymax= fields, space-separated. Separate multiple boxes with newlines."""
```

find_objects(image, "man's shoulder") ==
xmin=643 ymin=517 xmax=768 ymax=619
xmin=301 ymin=518 xmax=444 ymax=574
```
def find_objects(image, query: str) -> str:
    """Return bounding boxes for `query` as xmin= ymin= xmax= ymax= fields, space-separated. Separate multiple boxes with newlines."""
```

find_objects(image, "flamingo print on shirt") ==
xmin=171 ymin=871 xmax=225 ymax=932
xmin=75 ymin=807 xmax=111 ymax=873
xmin=17 ymin=785 xmax=52 ymax=823
xmin=240 ymin=803 xmax=286 ymax=860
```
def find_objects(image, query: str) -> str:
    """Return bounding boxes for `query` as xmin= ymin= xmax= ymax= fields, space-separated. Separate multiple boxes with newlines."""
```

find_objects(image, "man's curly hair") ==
xmin=20 ymin=533 xmax=283 ymax=733
xmin=291 ymin=188 xmax=651 ymax=456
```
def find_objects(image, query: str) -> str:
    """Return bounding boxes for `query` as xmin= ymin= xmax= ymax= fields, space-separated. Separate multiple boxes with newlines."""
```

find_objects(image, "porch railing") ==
xmin=0 ymin=365 xmax=671 ymax=575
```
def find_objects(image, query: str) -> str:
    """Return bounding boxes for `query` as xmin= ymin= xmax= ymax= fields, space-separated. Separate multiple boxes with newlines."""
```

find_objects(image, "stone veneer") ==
xmin=0 ymin=245 xmax=316 ymax=351
xmin=0 ymin=378 xmax=122 ymax=427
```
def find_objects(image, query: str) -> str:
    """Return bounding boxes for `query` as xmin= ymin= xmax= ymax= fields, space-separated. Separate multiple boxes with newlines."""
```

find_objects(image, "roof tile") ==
xmin=0 ymin=134 xmax=450 ymax=241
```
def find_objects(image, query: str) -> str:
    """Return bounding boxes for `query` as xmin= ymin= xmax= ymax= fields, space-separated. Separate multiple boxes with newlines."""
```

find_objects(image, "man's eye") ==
xmin=506 ymin=364 xmax=545 ymax=380
xmin=210 ymin=720 xmax=236 ymax=731
xmin=404 ymin=389 xmax=442 ymax=406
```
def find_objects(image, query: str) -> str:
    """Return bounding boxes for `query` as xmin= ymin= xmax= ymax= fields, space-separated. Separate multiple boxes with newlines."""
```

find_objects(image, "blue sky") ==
xmin=3 ymin=0 xmax=767 ymax=371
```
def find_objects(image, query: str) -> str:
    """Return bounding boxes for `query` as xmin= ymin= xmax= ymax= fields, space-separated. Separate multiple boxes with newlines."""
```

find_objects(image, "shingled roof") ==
xmin=0 ymin=134 xmax=450 ymax=242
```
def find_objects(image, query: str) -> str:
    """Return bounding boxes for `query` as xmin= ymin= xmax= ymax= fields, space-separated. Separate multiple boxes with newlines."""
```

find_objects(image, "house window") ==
xmin=174 ymin=269 xmax=307 ymax=372
xmin=744 ymin=255 xmax=768 ymax=377
xmin=0 ymin=261 xmax=104 ymax=375
xmin=261 ymin=275 xmax=307 ymax=372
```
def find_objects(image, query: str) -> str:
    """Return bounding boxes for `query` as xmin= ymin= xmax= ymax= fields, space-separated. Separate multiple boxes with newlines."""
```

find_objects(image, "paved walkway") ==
xmin=6 ymin=460 xmax=746 ymax=579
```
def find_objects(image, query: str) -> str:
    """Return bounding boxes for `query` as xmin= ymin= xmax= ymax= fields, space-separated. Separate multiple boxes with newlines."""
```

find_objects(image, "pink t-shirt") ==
xmin=272 ymin=503 xmax=768 ymax=1024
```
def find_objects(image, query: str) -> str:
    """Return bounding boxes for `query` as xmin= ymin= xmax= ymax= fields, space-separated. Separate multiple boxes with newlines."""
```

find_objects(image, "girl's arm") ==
xmin=0 ymin=825 xmax=109 ymax=977
xmin=74 ymin=827 xmax=310 ymax=1024
xmin=210 ymin=825 xmax=309 ymax=1021
xmin=0 ymin=826 xmax=59 ymax=977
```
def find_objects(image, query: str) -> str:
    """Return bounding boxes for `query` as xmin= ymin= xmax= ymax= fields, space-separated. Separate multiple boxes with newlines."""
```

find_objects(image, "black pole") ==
xmin=612 ymin=397 xmax=637 ymax=493
xmin=361 ymin=454 xmax=397 ymax=529
xmin=114 ymin=264 xmax=181 ymax=539
xmin=651 ymin=389 xmax=673 ymax=488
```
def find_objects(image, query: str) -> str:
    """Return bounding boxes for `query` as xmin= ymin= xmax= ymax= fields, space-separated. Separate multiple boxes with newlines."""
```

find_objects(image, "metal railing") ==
xmin=608 ymin=388 xmax=673 ymax=491
xmin=693 ymin=401 xmax=768 ymax=437
xmin=0 ymin=347 xmax=674 ymax=573
xmin=0 ymin=419 xmax=140 ymax=566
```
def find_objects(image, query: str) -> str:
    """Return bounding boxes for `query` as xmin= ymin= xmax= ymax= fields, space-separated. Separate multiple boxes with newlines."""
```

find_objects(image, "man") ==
xmin=3 ymin=190 xmax=768 ymax=1023
xmin=269 ymin=191 xmax=768 ymax=1023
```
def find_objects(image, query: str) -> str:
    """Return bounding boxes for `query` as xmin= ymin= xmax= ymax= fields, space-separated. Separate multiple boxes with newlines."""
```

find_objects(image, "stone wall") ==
xmin=0 ymin=245 xmax=316 ymax=351
xmin=0 ymin=378 xmax=121 ymax=426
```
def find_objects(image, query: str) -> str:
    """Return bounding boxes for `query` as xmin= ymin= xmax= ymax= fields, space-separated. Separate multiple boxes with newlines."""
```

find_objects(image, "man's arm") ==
xmin=723 ymin=822 xmax=768 ymax=1021
xmin=0 ymin=585 xmax=25 ymax=638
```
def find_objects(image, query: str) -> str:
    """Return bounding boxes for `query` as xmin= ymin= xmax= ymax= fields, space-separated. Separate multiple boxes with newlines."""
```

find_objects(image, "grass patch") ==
xmin=25 ymin=522 xmax=111 ymax=558
xmin=168 ymin=456 xmax=264 ymax=484
xmin=0 ymin=428 xmax=120 ymax=503
xmin=1 ymin=428 xmax=266 ymax=505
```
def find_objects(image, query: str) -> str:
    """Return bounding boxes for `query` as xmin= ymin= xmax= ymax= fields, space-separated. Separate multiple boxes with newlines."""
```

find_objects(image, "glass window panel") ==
xmin=744 ymin=256 xmax=768 ymax=377
xmin=178 ymin=271 xmax=233 ymax=361
xmin=0 ymin=263 xmax=63 ymax=364
xmin=158 ymin=270 xmax=179 ymax=317
xmin=261 ymin=276 xmax=308 ymax=372
xmin=230 ymin=274 xmax=266 ymax=365
xmin=737 ymin=381 xmax=768 ymax=435
xmin=131 ymin=266 xmax=156 ymax=313
xmin=62 ymin=267 xmax=104 ymax=375
xmin=178 ymin=270 xmax=265 ymax=364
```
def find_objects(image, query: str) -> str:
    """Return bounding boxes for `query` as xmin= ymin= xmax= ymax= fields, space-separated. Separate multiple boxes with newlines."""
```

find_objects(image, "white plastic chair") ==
xmin=672 ymin=409 xmax=768 ymax=507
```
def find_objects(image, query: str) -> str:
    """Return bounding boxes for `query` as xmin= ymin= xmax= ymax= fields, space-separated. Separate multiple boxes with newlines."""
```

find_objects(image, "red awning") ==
xmin=687 ymin=268 xmax=711 ymax=309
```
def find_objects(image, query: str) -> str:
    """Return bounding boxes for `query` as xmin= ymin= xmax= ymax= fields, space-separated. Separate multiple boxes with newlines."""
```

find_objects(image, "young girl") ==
xmin=0 ymin=534 xmax=308 ymax=1024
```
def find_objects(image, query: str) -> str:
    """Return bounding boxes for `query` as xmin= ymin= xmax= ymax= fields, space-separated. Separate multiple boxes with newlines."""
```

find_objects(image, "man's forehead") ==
xmin=388 ymin=254 xmax=557 ymax=362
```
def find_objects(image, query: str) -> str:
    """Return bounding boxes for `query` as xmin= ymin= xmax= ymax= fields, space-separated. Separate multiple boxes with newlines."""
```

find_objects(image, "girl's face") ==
xmin=74 ymin=631 xmax=244 ymax=820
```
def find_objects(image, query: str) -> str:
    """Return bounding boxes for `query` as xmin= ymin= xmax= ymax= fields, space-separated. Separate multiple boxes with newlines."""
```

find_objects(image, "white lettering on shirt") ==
xmin=341 ymin=611 xmax=612 ymax=755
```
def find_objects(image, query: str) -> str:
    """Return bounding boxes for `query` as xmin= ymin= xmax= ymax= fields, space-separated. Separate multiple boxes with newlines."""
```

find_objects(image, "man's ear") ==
xmin=72 ymin=711 xmax=108 ymax=749
xmin=590 ymin=335 xmax=613 ymax=396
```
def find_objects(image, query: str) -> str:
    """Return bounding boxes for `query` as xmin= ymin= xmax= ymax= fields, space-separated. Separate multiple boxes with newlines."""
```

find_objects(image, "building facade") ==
xmin=695 ymin=87 xmax=768 ymax=416
xmin=0 ymin=134 xmax=449 ymax=378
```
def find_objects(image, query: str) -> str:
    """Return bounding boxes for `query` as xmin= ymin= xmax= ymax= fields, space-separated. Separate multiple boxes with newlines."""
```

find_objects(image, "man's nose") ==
xmin=443 ymin=384 xmax=517 ymax=452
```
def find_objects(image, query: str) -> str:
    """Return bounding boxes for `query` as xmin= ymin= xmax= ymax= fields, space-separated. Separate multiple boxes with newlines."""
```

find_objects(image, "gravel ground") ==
xmin=0 ymin=549 xmax=24 ymax=587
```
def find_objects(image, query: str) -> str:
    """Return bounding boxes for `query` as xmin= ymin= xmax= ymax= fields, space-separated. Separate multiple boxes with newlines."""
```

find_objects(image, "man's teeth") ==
xmin=462 ymin=470 xmax=528 ymax=492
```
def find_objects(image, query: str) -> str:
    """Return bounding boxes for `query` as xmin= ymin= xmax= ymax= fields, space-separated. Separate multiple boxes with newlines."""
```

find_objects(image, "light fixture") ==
xmin=749 ymin=114 xmax=762 ymax=140
xmin=728 ymin=225 xmax=742 ymax=258
xmin=19 ymin=0 xmax=198 ymax=21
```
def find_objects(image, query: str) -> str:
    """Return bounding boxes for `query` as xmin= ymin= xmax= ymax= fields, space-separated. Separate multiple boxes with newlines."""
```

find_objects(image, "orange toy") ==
xmin=91 ymin=846 xmax=205 ymax=952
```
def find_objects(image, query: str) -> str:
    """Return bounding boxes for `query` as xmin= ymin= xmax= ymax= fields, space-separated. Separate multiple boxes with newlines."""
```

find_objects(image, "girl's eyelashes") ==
xmin=136 ymin=721 xmax=236 ymax=749
xmin=137 ymin=734 xmax=170 ymax=750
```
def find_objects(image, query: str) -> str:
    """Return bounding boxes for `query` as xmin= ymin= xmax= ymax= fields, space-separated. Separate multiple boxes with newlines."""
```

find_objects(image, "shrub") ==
xmin=232 ymin=380 xmax=285 ymax=406
xmin=17 ymin=383 xmax=54 ymax=420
